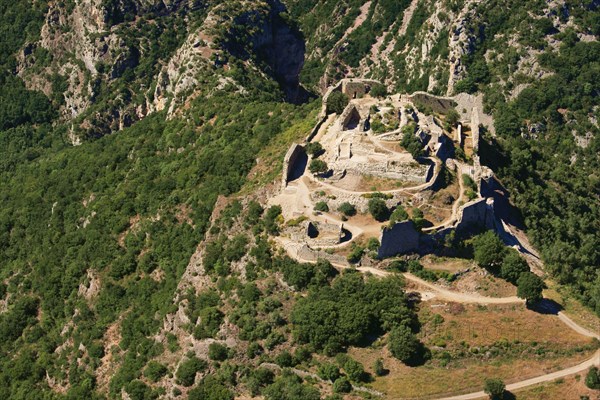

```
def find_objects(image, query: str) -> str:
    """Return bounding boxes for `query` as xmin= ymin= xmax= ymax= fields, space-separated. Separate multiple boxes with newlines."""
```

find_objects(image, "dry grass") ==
xmin=345 ymin=302 xmax=598 ymax=399
xmin=418 ymin=303 xmax=593 ymax=347
xmin=450 ymin=269 xmax=517 ymax=298
xmin=513 ymin=373 xmax=600 ymax=400
xmin=544 ymin=281 xmax=600 ymax=335
xmin=421 ymin=256 xmax=472 ymax=273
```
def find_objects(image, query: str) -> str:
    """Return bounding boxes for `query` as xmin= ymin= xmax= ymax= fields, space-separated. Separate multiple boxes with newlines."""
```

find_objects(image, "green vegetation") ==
xmin=389 ymin=205 xmax=409 ymax=226
xmin=176 ymin=356 xmax=208 ymax=387
xmin=483 ymin=378 xmax=506 ymax=400
xmin=305 ymin=141 xmax=324 ymax=157
xmin=500 ymin=250 xmax=530 ymax=284
xmin=517 ymin=272 xmax=546 ymax=305
xmin=314 ymin=201 xmax=329 ymax=212
xmin=337 ymin=202 xmax=357 ymax=217
xmin=472 ymin=231 xmax=507 ymax=273
xmin=401 ymin=123 xmax=424 ymax=159
xmin=585 ymin=366 xmax=600 ymax=390
xmin=291 ymin=271 xmax=418 ymax=355
xmin=368 ymin=198 xmax=389 ymax=222
xmin=326 ymin=91 xmax=349 ymax=114
xmin=309 ymin=159 xmax=328 ymax=174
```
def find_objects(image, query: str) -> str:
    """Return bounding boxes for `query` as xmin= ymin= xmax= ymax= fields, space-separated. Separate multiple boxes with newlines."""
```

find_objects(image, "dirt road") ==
xmin=435 ymin=349 xmax=600 ymax=400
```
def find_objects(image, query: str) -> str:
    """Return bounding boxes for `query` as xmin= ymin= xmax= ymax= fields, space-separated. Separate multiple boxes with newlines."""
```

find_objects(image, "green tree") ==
xmin=208 ymin=343 xmax=229 ymax=361
xmin=446 ymin=109 xmax=460 ymax=127
xmin=327 ymin=91 xmax=349 ymax=114
xmin=516 ymin=272 xmax=545 ymax=305
xmin=389 ymin=205 xmax=409 ymax=226
xmin=176 ymin=356 xmax=207 ymax=387
xmin=144 ymin=361 xmax=168 ymax=382
xmin=263 ymin=373 xmax=320 ymax=400
xmin=344 ymin=358 xmax=366 ymax=382
xmin=370 ymin=83 xmax=388 ymax=98
xmin=472 ymin=231 xmax=506 ymax=272
xmin=314 ymin=201 xmax=329 ymax=212
xmin=317 ymin=363 xmax=340 ymax=382
xmin=188 ymin=375 xmax=234 ymax=400
xmin=585 ymin=366 xmax=600 ymax=389
xmin=500 ymin=250 xmax=529 ymax=284
xmin=309 ymin=159 xmax=328 ymax=174
xmin=368 ymin=198 xmax=389 ymax=222
xmin=483 ymin=378 xmax=505 ymax=400
xmin=332 ymin=376 xmax=352 ymax=393
xmin=337 ymin=202 xmax=357 ymax=217
xmin=305 ymin=142 xmax=324 ymax=158
xmin=388 ymin=325 xmax=420 ymax=364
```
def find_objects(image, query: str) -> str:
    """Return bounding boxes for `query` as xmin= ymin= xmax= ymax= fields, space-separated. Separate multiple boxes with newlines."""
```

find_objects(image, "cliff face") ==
xmin=16 ymin=0 xmax=307 ymax=139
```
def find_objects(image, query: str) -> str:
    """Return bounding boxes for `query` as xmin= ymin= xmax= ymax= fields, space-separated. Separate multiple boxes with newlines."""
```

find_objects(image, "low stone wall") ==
xmin=297 ymin=244 xmax=349 ymax=266
xmin=378 ymin=220 xmax=420 ymax=258
xmin=408 ymin=92 xmax=457 ymax=114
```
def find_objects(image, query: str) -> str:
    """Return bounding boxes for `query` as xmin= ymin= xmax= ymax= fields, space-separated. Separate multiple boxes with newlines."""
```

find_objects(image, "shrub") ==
xmin=389 ymin=205 xmax=408 ymax=225
xmin=144 ymin=361 xmax=168 ymax=382
xmin=208 ymin=342 xmax=229 ymax=361
xmin=318 ymin=363 xmax=341 ymax=382
xmin=368 ymin=198 xmax=389 ymax=222
xmin=585 ymin=366 xmax=600 ymax=389
xmin=370 ymin=83 xmax=388 ymax=98
xmin=337 ymin=202 xmax=357 ymax=216
xmin=176 ymin=356 xmax=208 ymax=386
xmin=309 ymin=159 xmax=328 ymax=174
xmin=314 ymin=201 xmax=329 ymax=212
xmin=344 ymin=358 xmax=366 ymax=382
xmin=275 ymin=351 xmax=294 ymax=367
xmin=327 ymin=91 xmax=349 ymax=114
xmin=305 ymin=142 xmax=324 ymax=158
xmin=374 ymin=358 xmax=385 ymax=376
xmin=332 ymin=376 xmax=352 ymax=393
xmin=483 ymin=378 xmax=506 ymax=400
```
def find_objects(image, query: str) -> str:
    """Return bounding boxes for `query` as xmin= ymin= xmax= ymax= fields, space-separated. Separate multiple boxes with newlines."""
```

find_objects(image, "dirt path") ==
xmin=435 ymin=350 xmax=600 ymax=400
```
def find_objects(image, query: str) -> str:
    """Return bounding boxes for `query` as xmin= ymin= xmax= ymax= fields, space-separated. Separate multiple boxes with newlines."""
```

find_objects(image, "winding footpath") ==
xmin=278 ymin=240 xmax=600 ymax=399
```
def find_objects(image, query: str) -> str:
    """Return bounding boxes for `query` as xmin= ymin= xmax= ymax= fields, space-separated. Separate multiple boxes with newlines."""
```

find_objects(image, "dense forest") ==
xmin=0 ymin=0 xmax=599 ymax=398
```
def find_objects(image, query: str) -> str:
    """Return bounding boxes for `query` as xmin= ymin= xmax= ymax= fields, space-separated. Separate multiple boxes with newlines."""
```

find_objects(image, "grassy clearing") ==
xmin=344 ymin=302 xmax=598 ymax=399
xmin=544 ymin=280 xmax=600 ymax=335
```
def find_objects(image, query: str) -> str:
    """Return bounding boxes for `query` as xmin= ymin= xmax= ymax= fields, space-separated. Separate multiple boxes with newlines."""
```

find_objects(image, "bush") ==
xmin=472 ymin=231 xmax=506 ymax=272
xmin=500 ymin=250 xmax=529 ymax=284
xmin=188 ymin=375 xmax=234 ymax=400
xmin=305 ymin=142 xmax=324 ymax=158
xmin=389 ymin=205 xmax=408 ymax=225
xmin=388 ymin=325 xmax=420 ymax=363
xmin=309 ymin=159 xmax=328 ymax=174
xmin=368 ymin=198 xmax=389 ymax=222
xmin=585 ymin=366 xmax=600 ymax=389
xmin=343 ymin=358 xmax=366 ymax=382
xmin=327 ymin=91 xmax=349 ymax=114
xmin=144 ymin=361 xmax=168 ymax=382
xmin=332 ymin=376 xmax=352 ymax=393
xmin=318 ymin=363 xmax=341 ymax=382
xmin=208 ymin=343 xmax=229 ymax=361
xmin=314 ymin=201 xmax=329 ymax=212
xmin=370 ymin=83 xmax=388 ymax=98
xmin=483 ymin=378 xmax=505 ymax=400
xmin=176 ymin=356 xmax=208 ymax=387
xmin=374 ymin=358 xmax=385 ymax=376
xmin=337 ymin=202 xmax=357 ymax=216
xmin=275 ymin=351 xmax=294 ymax=367
xmin=517 ymin=272 xmax=545 ymax=305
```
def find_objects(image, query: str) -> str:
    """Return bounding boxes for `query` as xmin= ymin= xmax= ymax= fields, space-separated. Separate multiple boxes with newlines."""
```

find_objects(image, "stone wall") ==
xmin=408 ymin=92 xmax=457 ymax=114
xmin=297 ymin=244 xmax=349 ymax=266
xmin=281 ymin=143 xmax=305 ymax=188
xmin=378 ymin=221 xmax=420 ymax=258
